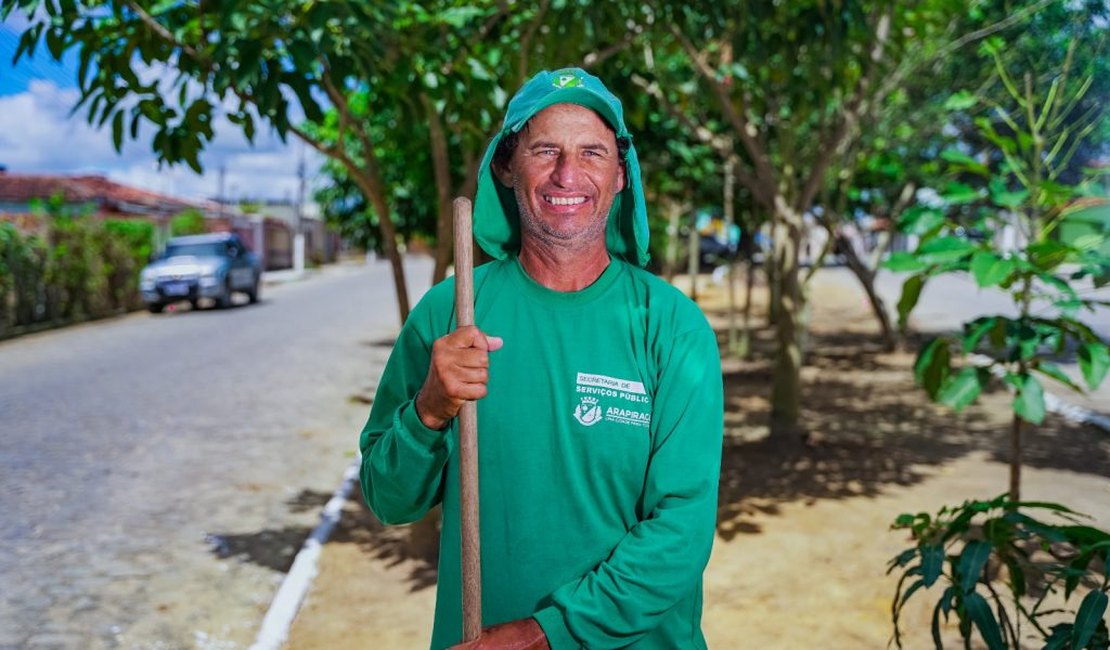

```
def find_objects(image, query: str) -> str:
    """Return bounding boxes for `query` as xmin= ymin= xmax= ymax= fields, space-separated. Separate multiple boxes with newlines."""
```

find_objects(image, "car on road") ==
xmin=139 ymin=232 xmax=262 ymax=313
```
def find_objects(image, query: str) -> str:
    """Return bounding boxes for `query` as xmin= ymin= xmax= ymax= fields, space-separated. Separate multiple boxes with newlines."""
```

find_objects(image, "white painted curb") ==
xmin=250 ymin=458 xmax=361 ymax=650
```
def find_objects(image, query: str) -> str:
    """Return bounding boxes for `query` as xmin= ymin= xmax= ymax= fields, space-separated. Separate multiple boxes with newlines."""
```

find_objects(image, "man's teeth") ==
xmin=545 ymin=195 xmax=587 ymax=206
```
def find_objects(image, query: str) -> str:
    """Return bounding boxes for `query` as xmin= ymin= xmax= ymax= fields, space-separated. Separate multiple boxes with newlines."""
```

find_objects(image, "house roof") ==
xmin=0 ymin=172 xmax=200 ymax=214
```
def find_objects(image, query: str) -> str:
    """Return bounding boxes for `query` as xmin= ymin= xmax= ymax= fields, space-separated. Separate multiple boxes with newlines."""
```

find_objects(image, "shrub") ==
xmin=889 ymin=497 xmax=1109 ymax=649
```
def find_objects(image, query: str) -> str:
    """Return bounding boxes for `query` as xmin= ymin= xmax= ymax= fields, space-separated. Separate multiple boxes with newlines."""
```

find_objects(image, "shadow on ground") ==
xmin=314 ymin=281 xmax=1108 ymax=591
xmin=327 ymin=499 xmax=440 ymax=592
xmin=703 ymin=299 xmax=1109 ymax=540
xmin=204 ymin=489 xmax=332 ymax=572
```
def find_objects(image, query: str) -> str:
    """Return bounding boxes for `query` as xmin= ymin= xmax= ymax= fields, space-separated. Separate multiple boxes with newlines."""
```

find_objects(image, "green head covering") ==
xmin=473 ymin=67 xmax=650 ymax=267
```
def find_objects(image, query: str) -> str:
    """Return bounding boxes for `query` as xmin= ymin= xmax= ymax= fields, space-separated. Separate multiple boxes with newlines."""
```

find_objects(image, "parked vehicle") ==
xmin=139 ymin=233 xmax=262 ymax=313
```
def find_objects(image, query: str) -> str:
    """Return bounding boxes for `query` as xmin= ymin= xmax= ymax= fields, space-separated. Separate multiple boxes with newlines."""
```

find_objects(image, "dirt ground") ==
xmin=285 ymin=271 xmax=1110 ymax=650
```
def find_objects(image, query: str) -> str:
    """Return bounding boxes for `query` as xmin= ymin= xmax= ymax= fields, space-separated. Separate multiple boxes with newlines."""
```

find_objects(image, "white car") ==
xmin=139 ymin=233 xmax=262 ymax=313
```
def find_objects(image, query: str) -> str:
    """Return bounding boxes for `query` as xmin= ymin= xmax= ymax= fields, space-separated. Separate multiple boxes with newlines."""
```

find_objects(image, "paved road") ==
xmin=0 ymin=257 xmax=431 ymax=649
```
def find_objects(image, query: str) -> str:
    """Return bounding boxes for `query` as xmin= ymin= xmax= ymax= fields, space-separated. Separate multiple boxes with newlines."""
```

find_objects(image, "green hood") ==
xmin=473 ymin=68 xmax=650 ymax=267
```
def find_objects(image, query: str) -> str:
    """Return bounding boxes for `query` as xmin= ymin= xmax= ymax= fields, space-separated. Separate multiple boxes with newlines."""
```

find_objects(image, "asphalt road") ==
xmin=0 ymin=257 xmax=431 ymax=649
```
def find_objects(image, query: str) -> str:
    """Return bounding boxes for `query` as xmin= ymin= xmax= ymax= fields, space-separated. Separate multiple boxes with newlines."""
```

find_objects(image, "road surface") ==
xmin=0 ymin=257 xmax=431 ymax=649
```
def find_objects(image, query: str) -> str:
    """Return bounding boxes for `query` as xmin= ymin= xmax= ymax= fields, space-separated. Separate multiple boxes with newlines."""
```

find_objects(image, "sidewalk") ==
xmin=277 ymin=268 xmax=1110 ymax=650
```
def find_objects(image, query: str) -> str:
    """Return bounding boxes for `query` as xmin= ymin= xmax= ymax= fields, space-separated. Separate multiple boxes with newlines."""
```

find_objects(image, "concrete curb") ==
xmin=249 ymin=458 xmax=360 ymax=650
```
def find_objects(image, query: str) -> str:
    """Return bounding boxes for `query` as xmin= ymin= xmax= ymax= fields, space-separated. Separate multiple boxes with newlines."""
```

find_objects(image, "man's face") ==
xmin=497 ymin=104 xmax=625 ymax=252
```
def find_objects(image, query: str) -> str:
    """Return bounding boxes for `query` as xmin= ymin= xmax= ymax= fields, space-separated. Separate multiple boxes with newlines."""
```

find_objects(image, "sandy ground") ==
xmin=285 ymin=271 xmax=1110 ymax=649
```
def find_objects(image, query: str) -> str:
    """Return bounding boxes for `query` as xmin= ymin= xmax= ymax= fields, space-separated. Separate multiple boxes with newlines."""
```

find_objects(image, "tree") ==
xmin=170 ymin=208 xmax=206 ymax=236
xmin=2 ymin=0 xmax=522 ymax=325
xmin=891 ymin=25 xmax=1109 ymax=503
xmin=635 ymin=1 xmax=970 ymax=440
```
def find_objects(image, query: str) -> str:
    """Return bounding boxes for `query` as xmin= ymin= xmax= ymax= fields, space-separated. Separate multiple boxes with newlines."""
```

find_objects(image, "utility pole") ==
xmin=293 ymin=143 xmax=306 ymax=275
xmin=218 ymin=165 xmax=227 ymax=221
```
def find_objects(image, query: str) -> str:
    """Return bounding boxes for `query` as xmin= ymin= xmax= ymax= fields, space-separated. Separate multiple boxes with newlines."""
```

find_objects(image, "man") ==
xmin=359 ymin=68 xmax=723 ymax=649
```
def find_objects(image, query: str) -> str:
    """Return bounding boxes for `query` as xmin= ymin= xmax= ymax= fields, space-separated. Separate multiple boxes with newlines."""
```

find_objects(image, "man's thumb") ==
xmin=486 ymin=336 xmax=504 ymax=352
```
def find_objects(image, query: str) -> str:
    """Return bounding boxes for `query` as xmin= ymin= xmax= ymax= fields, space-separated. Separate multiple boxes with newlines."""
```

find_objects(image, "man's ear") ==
xmin=492 ymin=160 xmax=513 ymax=188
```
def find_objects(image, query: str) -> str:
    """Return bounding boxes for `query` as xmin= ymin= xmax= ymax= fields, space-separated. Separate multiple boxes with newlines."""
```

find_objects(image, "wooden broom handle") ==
xmin=453 ymin=197 xmax=482 ymax=641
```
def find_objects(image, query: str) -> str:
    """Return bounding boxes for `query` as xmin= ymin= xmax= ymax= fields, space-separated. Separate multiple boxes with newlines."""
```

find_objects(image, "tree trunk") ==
xmin=1009 ymin=413 xmax=1022 ymax=503
xmin=423 ymin=94 xmax=454 ymax=285
xmin=687 ymin=217 xmax=699 ymax=302
xmin=665 ymin=202 xmax=681 ymax=284
xmin=738 ymin=256 xmax=755 ymax=358
xmin=837 ymin=233 xmax=897 ymax=352
xmin=770 ymin=213 xmax=804 ymax=442
xmin=724 ymin=155 xmax=738 ymax=355
xmin=351 ymin=168 xmax=411 ymax=324
xmin=766 ymin=233 xmax=781 ymax=327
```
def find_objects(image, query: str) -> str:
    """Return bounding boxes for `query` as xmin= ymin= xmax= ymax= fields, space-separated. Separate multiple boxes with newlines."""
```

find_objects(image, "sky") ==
xmin=0 ymin=17 xmax=323 ymax=204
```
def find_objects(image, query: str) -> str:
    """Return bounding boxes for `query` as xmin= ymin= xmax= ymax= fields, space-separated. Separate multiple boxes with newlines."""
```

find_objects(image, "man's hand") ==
xmin=450 ymin=618 xmax=550 ymax=649
xmin=415 ymin=325 xmax=504 ymax=430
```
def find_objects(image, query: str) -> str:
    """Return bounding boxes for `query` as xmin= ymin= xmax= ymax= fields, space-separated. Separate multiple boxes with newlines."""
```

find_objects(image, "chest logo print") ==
xmin=573 ymin=396 xmax=603 ymax=427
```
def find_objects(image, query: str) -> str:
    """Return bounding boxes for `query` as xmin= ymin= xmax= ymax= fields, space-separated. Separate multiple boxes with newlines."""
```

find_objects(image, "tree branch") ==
xmin=795 ymin=8 xmax=892 ymax=214
xmin=125 ymin=1 xmax=201 ymax=60
xmin=669 ymin=24 xmax=778 ymax=197
xmin=517 ymin=0 xmax=551 ymax=83
xmin=582 ymin=25 xmax=643 ymax=69
xmin=630 ymin=73 xmax=769 ymax=207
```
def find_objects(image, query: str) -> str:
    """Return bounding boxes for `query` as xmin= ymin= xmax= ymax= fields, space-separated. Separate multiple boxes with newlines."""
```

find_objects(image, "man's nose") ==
xmin=551 ymin=153 xmax=582 ymax=186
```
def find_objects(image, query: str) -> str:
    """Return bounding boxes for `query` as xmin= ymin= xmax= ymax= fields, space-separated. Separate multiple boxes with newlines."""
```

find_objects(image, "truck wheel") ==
xmin=147 ymin=303 xmax=165 ymax=314
xmin=247 ymin=276 xmax=261 ymax=304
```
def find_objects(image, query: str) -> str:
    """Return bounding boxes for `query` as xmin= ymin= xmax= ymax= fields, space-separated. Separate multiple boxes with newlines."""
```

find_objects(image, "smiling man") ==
xmin=358 ymin=68 xmax=724 ymax=650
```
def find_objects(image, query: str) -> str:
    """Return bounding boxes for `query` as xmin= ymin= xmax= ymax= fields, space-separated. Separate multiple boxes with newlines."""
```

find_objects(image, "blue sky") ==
xmin=0 ymin=17 xmax=321 ymax=202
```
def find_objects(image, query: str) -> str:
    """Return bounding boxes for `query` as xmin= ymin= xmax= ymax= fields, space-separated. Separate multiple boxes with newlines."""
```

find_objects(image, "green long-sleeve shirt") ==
xmin=359 ymin=256 xmax=723 ymax=649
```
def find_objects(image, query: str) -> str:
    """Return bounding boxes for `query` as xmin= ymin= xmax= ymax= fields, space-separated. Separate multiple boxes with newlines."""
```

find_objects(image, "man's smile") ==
xmin=543 ymin=194 xmax=588 ymax=206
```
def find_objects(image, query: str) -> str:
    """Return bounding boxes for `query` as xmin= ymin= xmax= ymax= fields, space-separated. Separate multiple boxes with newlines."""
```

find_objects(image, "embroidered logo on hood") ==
xmin=554 ymin=73 xmax=583 ymax=89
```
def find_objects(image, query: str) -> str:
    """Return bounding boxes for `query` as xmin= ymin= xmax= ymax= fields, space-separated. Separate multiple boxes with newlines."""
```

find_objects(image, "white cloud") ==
xmin=0 ymin=79 xmax=323 ymax=202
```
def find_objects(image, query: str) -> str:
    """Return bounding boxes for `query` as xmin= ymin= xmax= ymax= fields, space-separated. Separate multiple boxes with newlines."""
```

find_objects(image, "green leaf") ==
xmin=939 ymin=367 xmax=985 ymax=412
xmin=898 ymin=274 xmax=926 ymax=328
xmin=917 ymin=236 xmax=977 ymax=264
xmin=884 ymin=252 xmax=928 ymax=273
xmin=942 ymin=147 xmax=989 ymax=176
xmin=915 ymin=338 xmax=951 ymax=399
xmin=970 ymin=251 xmax=1015 ymax=288
xmin=1028 ymin=240 xmax=1071 ymax=270
xmin=932 ymin=586 xmax=957 ymax=647
xmin=1044 ymin=624 xmax=1072 ymax=650
xmin=921 ymin=544 xmax=945 ymax=587
xmin=988 ymin=177 xmax=1028 ymax=208
xmin=1013 ymin=374 xmax=1046 ymax=424
xmin=1078 ymin=343 xmax=1110 ymax=390
xmin=963 ymin=317 xmax=998 ymax=353
xmin=956 ymin=540 xmax=993 ymax=593
xmin=111 ymin=110 xmax=123 ymax=152
xmin=964 ymin=592 xmax=1006 ymax=650
xmin=944 ymin=90 xmax=978 ymax=111
xmin=1073 ymin=590 xmax=1108 ymax=650
xmin=941 ymin=181 xmax=981 ymax=205
xmin=1034 ymin=362 xmax=1085 ymax=393
xmin=898 ymin=206 xmax=946 ymax=236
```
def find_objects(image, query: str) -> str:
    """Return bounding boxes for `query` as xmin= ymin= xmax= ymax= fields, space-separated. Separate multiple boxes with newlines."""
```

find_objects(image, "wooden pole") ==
xmin=453 ymin=197 xmax=482 ymax=641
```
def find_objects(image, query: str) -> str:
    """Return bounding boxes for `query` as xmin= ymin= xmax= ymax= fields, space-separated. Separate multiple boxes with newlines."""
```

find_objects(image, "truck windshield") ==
xmin=164 ymin=243 xmax=225 ymax=258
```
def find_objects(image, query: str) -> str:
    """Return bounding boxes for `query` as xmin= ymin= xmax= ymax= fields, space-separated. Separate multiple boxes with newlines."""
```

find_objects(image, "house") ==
xmin=0 ymin=169 xmax=198 ymax=233
xmin=0 ymin=169 xmax=299 ymax=270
